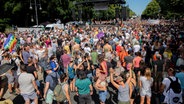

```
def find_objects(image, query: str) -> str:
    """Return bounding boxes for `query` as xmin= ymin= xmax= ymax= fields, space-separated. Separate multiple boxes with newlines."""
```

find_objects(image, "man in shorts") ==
xmin=18 ymin=64 xmax=40 ymax=104
xmin=43 ymin=64 xmax=60 ymax=104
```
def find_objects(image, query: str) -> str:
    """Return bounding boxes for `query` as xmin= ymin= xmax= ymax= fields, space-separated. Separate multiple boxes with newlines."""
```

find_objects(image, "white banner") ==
xmin=148 ymin=19 xmax=160 ymax=25
xmin=94 ymin=3 xmax=108 ymax=10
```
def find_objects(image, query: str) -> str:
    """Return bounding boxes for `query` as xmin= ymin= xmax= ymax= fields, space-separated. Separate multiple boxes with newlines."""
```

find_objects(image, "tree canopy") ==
xmin=142 ymin=0 xmax=160 ymax=19
xmin=142 ymin=0 xmax=184 ymax=19
xmin=156 ymin=0 xmax=184 ymax=19
xmin=0 ymin=0 xmax=136 ymax=31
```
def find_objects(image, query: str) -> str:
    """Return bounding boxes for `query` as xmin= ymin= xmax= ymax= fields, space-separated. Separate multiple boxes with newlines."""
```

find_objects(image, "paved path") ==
xmin=3 ymin=85 xmax=160 ymax=104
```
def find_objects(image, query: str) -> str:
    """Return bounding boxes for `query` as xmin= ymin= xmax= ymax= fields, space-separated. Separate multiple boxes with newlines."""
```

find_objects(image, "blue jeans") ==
xmin=99 ymin=90 xmax=108 ymax=103
xmin=36 ymin=80 xmax=40 ymax=87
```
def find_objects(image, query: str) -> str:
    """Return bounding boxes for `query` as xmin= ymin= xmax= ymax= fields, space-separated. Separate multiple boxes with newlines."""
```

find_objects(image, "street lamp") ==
xmin=31 ymin=16 xmax=34 ymax=22
xmin=29 ymin=0 xmax=42 ymax=27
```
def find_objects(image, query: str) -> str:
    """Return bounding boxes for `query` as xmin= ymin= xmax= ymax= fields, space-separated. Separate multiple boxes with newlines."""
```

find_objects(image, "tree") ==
xmin=128 ymin=8 xmax=136 ymax=17
xmin=156 ymin=0 xmax=184 ymax=19
xmin=142 ymin=0 xmax=161 ymax=19
xmin=0 ymin=0 xmax=137 ymax=31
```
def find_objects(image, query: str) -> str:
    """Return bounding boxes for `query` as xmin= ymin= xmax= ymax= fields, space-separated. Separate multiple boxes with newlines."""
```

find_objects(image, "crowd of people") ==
xmin=0 ymin=19 xmax=184 ymax=104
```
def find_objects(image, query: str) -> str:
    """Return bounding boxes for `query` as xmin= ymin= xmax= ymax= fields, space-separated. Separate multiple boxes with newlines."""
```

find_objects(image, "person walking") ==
xmin=139 ymin=68 xmax=153 ymax=104
xmin=18 ymin=64 xmax=40 ymax=104
xmin=160 ymin=68 xmax=182 ymax=104
xmin=58 ymin=73 xmax=72 ymax=104
xmin=75 ymin=70 xmax=93 ymax=104
xmin=43 ymin=64 xmax=60 ymax=104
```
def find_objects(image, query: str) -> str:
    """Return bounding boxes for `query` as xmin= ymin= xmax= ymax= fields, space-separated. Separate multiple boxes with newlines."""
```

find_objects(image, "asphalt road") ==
xmin=3 ymin=85 xmax=161 ymax=104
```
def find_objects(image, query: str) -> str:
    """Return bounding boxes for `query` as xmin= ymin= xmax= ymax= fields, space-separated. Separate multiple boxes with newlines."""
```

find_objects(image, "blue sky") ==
xmin=126 ymin=0 xmax=151 ymax=15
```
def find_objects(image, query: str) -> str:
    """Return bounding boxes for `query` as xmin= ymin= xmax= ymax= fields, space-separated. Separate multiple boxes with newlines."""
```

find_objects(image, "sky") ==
xmin=126 ymin=0 xmax=151 ymax=16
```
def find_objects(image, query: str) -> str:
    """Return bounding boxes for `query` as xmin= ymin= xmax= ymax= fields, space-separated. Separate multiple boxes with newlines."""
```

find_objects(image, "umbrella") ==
xmin=0 ymin=63 xmax=14 ymax=75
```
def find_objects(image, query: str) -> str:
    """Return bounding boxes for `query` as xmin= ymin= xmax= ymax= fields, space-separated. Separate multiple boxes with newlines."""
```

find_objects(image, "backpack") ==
xmin=165 ymin=77 xmax=183 ymax=104
xmin=54 ymin=82 xmax=67 ymax=102
xmin=11 ymin=58 xmax=18 ymax=70
xmin=49 ymin=74 xmax=58 ymax=91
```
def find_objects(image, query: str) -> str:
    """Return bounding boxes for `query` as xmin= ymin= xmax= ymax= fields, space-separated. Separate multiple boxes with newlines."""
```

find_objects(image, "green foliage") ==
xmin=0 ymin=0 xmax=137 ymax=27
xmin=12 ymin=3 xmax=21 ymax=14
xmin=0 ymin=18 xmax=10 ymax=32
xmin=128 ymin=8 xmax=136 ymax=17
xmin=156 ymin=0 xmax=184 ymax=18
xmin=92 ymin=4 xmax=116 ymax=20
xmin=142 ymin=0 xmax=160 ymax=18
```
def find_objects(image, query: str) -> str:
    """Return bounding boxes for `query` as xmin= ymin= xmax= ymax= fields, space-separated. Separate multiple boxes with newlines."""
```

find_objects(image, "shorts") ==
xmin=134 ymin=67 xmax=140 ymax=75
xmin=99 ymin=90 xmax=108 ymax=103
xmin=140 ymin=89 xmax=151 ymax=97
xmin=118 ymin=101 xmax=130 ymax=104
xmin=21 ymin=91 xmax=37 ymax=101
xmin=45 ymin=89 xmax=54 ymax=104
xmin=68 ymin=78 xmax=74 ymax=84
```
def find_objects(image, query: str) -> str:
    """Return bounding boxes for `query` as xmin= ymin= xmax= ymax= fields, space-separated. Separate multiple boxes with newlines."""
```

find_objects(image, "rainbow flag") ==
xmin=4 ymin=33 xmax=17 ymax=52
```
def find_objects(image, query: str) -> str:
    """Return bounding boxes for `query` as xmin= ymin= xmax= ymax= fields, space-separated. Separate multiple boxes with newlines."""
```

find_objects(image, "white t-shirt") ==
xmin=47 ymin=47 xmax=53 ymax=58
xmin=162 ymin=76 xmax=177 ymax=96
xmin=133 ymin=45 xmax=141 ymax=53
xmin=162 ymin=76 xmax=182 ymax=103
xmin=131 ymin=38 xmax=137 ymax=46
xmin=36 ymin=49 xmax=45 ymax=59
xmin=140 ymin=76 xmax=153 ymax=92
xmin=125 ymin=32 xmax=130 ymax=40
xmin=84 ymin=47 xmax=91 ymax=55
xmin=18 ymin=73 xmax=35 ymax=94
xmin=20 ymin=37 xmax=25 ymax=45
xmin=52 ymin=42 xmax=58 ymax=52
xmin=176 ymin=57 xmax=184 ymax=67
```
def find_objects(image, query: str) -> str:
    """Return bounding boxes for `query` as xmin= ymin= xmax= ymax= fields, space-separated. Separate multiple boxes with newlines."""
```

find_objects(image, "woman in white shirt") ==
xmin=139 ymin=68 xmax=153 ymax=104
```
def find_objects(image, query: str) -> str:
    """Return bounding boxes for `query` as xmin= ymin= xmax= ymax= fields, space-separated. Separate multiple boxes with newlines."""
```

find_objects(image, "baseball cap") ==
xmin=44 ymin=64 xmax=52 ymax=71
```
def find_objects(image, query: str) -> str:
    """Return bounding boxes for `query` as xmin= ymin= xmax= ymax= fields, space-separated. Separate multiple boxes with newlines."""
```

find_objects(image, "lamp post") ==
xmin=29 ymin=0 xmax=42 ymax=27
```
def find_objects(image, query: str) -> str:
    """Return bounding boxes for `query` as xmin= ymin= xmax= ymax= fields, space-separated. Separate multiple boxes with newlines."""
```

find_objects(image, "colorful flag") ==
xmin=4 ymin=33 xmax=17 ymax=52
xmin=96 ymin=32 xmax=104 ymax=39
